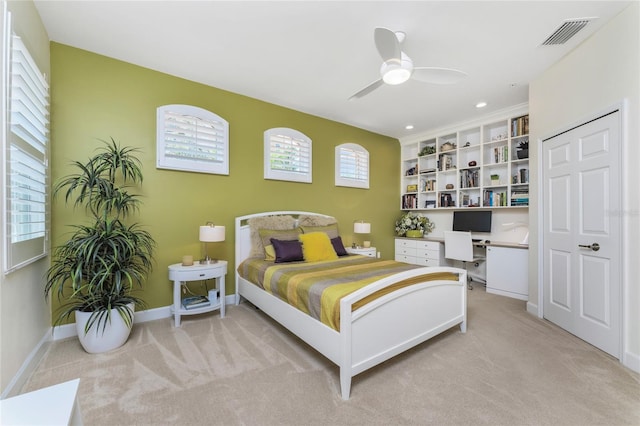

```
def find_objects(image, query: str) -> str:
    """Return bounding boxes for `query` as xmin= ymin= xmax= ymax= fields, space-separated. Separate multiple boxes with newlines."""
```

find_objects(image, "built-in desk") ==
xmin=402 ymin=237 xmax=529 ymax=301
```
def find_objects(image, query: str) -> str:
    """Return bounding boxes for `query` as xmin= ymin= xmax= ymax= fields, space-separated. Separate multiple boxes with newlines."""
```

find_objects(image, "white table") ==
xmin=0 ymin=379 xmax=82 ymax=425
xmin=168 ymin=261 xmax=227 ymax=327
xmin=346 ymin=246 xmax=376 ymax=257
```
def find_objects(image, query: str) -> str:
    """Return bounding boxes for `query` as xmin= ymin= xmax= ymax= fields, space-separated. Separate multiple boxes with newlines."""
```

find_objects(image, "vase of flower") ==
xmin=405 ymin=230 xmax=424 ymax=238
xmin=395 ymin=212 xmax=434 ymax=237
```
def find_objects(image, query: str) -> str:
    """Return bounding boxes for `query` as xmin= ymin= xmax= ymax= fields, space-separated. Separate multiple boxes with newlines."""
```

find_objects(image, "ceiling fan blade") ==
xmin=349 ymin=79 xmax=385 ymax=100
xmin=374 ymin=27 xmax=401 ymax=63
xmin=412 ymin=67 xmax=468 ymax=84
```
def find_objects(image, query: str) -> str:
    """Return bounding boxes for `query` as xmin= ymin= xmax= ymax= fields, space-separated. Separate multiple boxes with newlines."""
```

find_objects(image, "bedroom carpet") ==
xmin=21 ymin=288 xmax=639 ymax=425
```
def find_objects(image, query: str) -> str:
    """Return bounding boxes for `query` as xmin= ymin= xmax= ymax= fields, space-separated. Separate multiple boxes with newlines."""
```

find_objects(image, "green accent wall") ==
xmin=50 ymin=43 xmax=400 ymax=320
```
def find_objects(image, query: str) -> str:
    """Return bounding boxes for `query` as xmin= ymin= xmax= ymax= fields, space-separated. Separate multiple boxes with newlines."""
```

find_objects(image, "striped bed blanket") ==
xmin=237 ymin=255 xmax=458 ymax=331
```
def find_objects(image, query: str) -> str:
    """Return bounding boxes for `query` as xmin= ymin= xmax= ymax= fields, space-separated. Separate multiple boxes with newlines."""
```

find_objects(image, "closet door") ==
xmin=543 ymin=110 xmax=621 ymax=358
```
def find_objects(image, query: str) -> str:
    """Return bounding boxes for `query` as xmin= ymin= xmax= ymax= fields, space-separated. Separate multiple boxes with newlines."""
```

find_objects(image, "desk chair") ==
xmin=444 ymin=231 xmax=486 ymax=290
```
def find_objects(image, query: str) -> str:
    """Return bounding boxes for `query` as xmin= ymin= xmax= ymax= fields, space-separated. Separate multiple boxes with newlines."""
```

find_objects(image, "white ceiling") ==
xmin=34 ymin=1 xmax=631 ymax=139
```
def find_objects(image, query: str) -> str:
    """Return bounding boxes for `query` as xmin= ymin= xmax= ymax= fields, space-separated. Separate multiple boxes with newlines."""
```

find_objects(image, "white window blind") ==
xmin=4 ymin=33 xmax=49 ymax=272
xmin=156 ymin=104 xmax=229 ymax=175
xmin=335 ymin=143 xmax=369 ymax=189
xmin=264 ymin=128 xmax=312 ymax=183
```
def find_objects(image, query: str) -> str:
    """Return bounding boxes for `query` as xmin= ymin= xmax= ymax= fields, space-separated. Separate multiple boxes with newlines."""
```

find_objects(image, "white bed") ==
xmin=234 ymin=211 xmax=467 ymax=400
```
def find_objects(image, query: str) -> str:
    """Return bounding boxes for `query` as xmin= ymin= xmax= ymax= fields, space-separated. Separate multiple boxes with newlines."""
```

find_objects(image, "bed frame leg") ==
xmin=460 ymin=320 xmax=467 ymax=333
xmin=340 ymin=370 xmax=351 ymax=400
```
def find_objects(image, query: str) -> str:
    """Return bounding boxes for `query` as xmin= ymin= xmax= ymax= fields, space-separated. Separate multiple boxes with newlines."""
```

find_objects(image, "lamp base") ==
xmin=199 ymin=257 xmax=218 ymax=265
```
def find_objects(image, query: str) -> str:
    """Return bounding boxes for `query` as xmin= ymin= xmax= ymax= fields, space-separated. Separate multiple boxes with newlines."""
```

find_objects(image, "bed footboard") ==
xmin=338 ymin=267 xmax=467 ymax=399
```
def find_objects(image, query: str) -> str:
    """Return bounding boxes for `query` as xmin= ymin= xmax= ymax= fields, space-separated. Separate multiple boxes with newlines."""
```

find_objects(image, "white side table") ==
xmin=346 ymin=247 xmax=377 ymax=257
xmin=0 ymin=378 xmax=82 ymax=425
xmin=168 ymin=261 xmax=227 ymax=327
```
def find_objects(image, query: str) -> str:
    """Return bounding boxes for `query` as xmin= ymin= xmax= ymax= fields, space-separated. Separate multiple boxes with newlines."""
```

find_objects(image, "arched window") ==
xmin=335 ymin=143 xmax=369 ymax=189
xmin=264 ymin=128 xmax=312 ymax=183
xmin=156 ymin=104 xmax=229 ymax=175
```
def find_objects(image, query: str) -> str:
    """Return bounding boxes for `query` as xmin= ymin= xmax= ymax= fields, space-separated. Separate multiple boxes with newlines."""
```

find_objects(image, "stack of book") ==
xmin=511 ymin=189 xmax=529 ymax=206
xmin=182 ymin=295 xmax=210 ymax=310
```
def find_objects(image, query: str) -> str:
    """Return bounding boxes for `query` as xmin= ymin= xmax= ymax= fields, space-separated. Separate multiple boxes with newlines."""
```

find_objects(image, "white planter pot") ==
xmin=75 ymin=303 xmax=134 ymax=354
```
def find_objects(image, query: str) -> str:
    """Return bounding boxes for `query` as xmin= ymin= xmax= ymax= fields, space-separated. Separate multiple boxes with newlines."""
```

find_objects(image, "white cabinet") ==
xmin=486 ymin=246 xmax=528 ymax=300
xmin=395 ymin=238 xmax=444 ymax=267
xmin=400 ymin=111 xmax=529 ymax=210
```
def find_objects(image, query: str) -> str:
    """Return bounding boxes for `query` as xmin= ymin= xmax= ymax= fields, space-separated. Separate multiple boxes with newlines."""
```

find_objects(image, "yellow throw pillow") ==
xmin=299 ymin=232 xmax=338 ymax=262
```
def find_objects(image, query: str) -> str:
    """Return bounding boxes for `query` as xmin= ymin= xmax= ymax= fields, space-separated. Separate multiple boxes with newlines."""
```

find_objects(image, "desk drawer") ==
xmin=415 ymin=240 xmax=440 ymax=251
xmin=416 ymin=247 xmax=440 ymax=260
xmin=395 ymin=246 xmax=417 ymax=257
xmin=395 ymin=239 xmax=417 ymax=249
xmin=395 ymin=254 xmax=416 ymax=264
xmin=413 ymin=257 xmax=440 ymax=267
xmin=169 ymin=267 xmax=223 ymax=282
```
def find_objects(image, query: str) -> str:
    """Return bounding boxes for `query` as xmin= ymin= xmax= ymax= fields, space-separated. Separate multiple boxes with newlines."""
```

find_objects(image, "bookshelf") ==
xmin=400 ymin=112 xmax=529 ymax=210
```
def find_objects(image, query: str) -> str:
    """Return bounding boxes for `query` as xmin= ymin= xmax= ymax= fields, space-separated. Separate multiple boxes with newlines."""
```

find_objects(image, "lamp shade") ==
xmin=199 ymin=225 xmax=225 ymax=242
xmin=354 ymin=222 xmax=371 ymax=234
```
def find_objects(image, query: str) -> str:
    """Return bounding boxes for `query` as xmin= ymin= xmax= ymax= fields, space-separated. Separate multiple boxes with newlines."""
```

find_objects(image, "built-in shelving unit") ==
xmin=401 ymin=110 xmax=529 ymax=210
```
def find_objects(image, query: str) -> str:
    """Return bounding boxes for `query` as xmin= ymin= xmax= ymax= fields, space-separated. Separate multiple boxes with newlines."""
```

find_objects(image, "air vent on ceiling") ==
xmin=541 ymin=18 xmax=595 ymax=46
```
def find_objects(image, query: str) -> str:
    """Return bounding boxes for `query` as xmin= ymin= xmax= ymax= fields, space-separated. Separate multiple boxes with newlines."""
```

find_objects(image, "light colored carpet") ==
xmin=22 ymin=288 xmax=640 ymax=425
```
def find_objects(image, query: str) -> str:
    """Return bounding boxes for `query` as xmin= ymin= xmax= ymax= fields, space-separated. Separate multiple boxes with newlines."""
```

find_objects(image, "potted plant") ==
xmin=395 ymin=212 xmax=435 ymax=238
xmin=490 ymin=174 xmax=500 ymax=185
xmin=46 ymin=139 xmax=155 ymax=353
xmin=517 ymin=139 xmax=529 ymax=159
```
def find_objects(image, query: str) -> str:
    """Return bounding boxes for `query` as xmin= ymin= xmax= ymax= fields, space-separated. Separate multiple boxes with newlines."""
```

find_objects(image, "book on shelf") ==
xmin=512 ymin=115 xmax=529 ymax=137
xmin=402 ymin=194 xmax=418 ymax=209
xmin=510 ymin=188 xmax=529 ymax=206
xmin=182 ymin=295 xmax=210 ymax=310
xmin=439 ymin=193 xmax=455 ymax=207
xmin=460 ymin=169 xmax=479 ymax=188
xmin=493 ymin=145 xmax=508 ymax=163
xmin=483 ymin=190 xmax=507 ymax=207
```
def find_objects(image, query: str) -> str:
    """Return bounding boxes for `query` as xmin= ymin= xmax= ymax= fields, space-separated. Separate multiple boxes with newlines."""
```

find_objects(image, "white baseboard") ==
xmin=1 ymin=330 xmax=52 ymax=399
xmin=51 ymin=295 xmax=235 ymax=341
xmin=526 ymin=301 xmax=538 ymax=316
xmin=623 ymin=350 xmax=640 ymax=373
xmin=52 ymin=305 xmax=173 ymax=341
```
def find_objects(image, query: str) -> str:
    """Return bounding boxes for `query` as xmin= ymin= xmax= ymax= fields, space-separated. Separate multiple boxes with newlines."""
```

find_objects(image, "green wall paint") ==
xmin=50 ymin=43 xmax=400 ymax=321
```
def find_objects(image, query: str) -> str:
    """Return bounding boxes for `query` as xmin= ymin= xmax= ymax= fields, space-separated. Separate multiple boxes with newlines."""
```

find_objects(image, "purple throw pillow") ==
xmin=331 ymin=236 xmax=348 ymax=256
xmin=271 ymin=238 xmax=304 ymax=263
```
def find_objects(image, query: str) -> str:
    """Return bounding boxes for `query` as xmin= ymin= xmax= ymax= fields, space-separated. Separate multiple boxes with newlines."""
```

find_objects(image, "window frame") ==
xmin=156 ymin=104 xmax=229 ymax=175
xmin=3 ymin=26 xmax=50 ymax=273
xmin=335 ymin=143 xmax=369 ymax=189
xmin=264 ymin=127 xmax=312 ymax=183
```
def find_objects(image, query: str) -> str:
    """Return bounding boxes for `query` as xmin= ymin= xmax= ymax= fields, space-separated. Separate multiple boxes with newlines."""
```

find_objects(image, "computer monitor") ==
xmin=452 ymin=210 xmax=492 ymax=233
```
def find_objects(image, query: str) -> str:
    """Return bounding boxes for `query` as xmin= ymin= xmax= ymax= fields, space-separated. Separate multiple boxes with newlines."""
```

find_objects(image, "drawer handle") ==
xmin=199 ymin=273 xmax=206 ymax=277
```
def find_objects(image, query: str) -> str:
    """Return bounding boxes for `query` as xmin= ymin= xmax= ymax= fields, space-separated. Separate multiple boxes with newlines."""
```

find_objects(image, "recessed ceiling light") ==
xmin=476 ymin=102 xmax=487 ymax=108
xmin=405 ymin=125 xmax=414 ymax=130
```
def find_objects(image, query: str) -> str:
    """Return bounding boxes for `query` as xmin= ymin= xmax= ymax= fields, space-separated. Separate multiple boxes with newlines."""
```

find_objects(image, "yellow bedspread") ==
xmin=238 ymin=255 xmax=458 ymax=331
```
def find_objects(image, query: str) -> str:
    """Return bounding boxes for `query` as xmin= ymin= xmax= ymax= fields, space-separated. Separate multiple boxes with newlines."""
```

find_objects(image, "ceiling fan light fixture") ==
xmin=383 ymin=66 xmax=411 ymax=85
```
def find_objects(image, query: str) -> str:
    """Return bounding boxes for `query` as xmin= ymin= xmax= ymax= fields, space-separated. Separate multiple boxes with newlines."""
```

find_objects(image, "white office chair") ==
xmin=444 ymin=231 xmax=486 ymax=290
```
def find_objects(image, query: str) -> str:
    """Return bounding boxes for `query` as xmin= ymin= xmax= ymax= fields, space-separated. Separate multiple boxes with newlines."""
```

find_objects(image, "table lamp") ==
xmin=353 ymin=220 xmax=371 ymax=248
xmin=199 ymin=222 xmax=225 ymax=264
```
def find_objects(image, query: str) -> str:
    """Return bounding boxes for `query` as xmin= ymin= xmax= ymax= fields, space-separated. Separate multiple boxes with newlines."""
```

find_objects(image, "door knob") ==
xmin=578 ymin=243 xmax=600 ymax=251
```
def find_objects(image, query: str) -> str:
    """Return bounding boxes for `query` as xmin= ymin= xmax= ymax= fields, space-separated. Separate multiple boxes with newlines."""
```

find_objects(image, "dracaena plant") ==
xmin=45 ymin=139 xmax=155 ymax=334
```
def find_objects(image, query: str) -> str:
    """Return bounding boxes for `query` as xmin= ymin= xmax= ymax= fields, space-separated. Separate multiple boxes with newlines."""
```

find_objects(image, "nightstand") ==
xmin=346 ymin=247 xmax=377 ymax=257
xmin=168 ymin=261 xmax=227 ymax=327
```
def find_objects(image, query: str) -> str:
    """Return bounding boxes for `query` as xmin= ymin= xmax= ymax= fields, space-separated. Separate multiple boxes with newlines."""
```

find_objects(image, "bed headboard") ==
xmin=234 ymin=210 xmax=334 ymax=273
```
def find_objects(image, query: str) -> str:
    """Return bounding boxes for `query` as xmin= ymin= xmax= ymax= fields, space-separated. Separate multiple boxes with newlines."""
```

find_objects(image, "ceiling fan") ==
xmin=349 ymin=27 xmax=468 ymax=100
